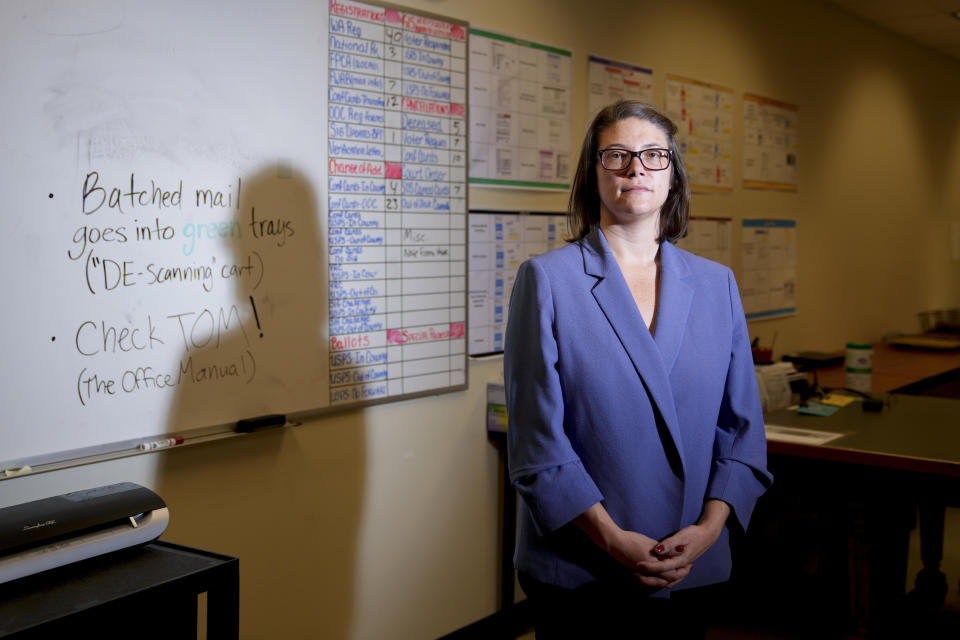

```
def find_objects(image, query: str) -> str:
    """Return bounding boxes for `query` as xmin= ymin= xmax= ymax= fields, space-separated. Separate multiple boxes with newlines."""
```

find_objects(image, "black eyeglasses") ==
xmin=597 ymin=148 xmax=672 ymax=171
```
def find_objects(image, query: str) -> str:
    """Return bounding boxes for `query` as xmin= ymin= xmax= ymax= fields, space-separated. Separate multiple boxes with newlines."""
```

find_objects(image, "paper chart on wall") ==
xmin=468 ymin=29 xmax=572 ymax=190
xmin=675 ymin=216 xmax=733 ymax=268
xmin=587 ymin=55 xmax=654 ymax=119
xmin=743 ymin=94 xmax=799 ymax=190
xmin=467 ymin=211 xmax=567 ymax=354
xmin=327 ymin=0 xmax=469 ymax=405
xmin=664 ymin=75 xmax=734 ymax=192
xmin=740 ymin=219 xmax=797 ymax=321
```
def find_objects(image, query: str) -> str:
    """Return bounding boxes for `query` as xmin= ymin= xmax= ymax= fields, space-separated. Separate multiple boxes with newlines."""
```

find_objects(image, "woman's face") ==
xmin=595 ymin=117 xmax=673 ymax=229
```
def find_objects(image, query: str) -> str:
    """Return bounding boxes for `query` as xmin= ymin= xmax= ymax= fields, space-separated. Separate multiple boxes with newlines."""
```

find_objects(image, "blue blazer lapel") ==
xmin=654 ymin=242 xmax=694 ymax=376
xmin=581 ymin=229 xmax=688 ymax=480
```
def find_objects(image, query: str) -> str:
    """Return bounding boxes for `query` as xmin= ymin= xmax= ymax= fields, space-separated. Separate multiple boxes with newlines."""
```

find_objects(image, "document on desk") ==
xmin=765 ymin=424 xmax=844 ymax=445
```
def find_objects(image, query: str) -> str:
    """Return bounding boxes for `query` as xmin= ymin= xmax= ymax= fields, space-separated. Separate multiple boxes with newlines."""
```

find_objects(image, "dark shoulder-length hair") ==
xmin=567 ymin=100 xmax=690 ymax=243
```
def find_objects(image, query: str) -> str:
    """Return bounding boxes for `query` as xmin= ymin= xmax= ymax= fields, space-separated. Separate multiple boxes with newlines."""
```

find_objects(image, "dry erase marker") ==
xmin=3 ymin=465 xmax=32 ymax=478
xmin=138 ymin=437 xmax=185 ymax=451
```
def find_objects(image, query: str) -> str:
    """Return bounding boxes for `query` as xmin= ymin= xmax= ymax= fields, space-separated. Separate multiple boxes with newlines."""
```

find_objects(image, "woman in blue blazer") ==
xmin=505 ymin=101 xmax=772 ymax=638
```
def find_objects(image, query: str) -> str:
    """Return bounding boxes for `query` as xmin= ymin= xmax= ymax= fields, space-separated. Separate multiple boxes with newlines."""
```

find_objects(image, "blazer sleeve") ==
xmin=504 ymin=259 xmax=604 ymax=535
xmin=705 ymin=269 xmax=774 ymax=532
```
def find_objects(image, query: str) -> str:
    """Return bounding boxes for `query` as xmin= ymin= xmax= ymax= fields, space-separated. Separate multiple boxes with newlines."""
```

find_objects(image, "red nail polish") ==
xmin=655 ymin=544 xmax=665 ymax=554
xmin=676 ymin=545 xmax=685 ymax=553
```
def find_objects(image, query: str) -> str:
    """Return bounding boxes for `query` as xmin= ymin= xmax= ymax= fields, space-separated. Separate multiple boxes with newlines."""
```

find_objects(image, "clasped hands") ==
xmin=609 ymin=500 xmax=730 ymax=589
xmin=576 ymin=499 xmax=730 ymax=589
xmin=610 ymin=525 xmax=711 ymax=589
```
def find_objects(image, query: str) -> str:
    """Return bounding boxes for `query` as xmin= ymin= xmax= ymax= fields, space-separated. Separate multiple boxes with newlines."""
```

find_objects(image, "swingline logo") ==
xmin=23 ymin=520 xmax=57 ymax=531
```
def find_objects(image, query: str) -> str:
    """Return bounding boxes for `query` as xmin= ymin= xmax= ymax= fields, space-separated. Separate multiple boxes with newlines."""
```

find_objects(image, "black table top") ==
xmin=0 ymin=541 xmax=237 ymax=636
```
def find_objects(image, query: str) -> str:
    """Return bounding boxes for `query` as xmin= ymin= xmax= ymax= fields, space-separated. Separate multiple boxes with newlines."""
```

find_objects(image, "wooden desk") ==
xmin=760 ymin=394 xmax=959 ymax=637
xmin=765 ymin=394 xmax=960 ymax=477
xmin=796 ymin=342 xmax=960 ymax=626
xmin=810 ymin=342 xmax=960 ymax=394
xmin=0 ymin=541 xmax=238 ymax=639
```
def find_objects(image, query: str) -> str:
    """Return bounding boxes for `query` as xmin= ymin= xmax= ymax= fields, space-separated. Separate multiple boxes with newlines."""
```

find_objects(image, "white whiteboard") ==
xmin=0 ymin=0 xmax=468 ymax=470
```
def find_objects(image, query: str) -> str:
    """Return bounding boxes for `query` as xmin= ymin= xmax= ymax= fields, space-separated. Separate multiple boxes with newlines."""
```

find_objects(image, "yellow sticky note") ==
xmin=820 ymin=393 xmax=857 ymax=408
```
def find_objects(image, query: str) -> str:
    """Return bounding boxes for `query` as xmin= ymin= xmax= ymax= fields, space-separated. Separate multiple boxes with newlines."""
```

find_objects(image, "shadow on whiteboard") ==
xmin=162 ymin=165 xmax=328 ymax=438
xmin=155 ymin=164 xmax=367 ymax=639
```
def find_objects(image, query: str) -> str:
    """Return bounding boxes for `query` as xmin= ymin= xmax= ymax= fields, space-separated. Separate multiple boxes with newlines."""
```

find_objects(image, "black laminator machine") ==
xmin=0 ymin=482 xmax=169 ymax=584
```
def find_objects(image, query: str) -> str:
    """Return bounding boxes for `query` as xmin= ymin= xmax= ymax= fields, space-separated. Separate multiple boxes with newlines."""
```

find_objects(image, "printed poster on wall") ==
xmin=675 ymin=216 xmax=733 ymax=269
xmin=664 ymin=74 xmax=734 ymax=192
xmin=468 ymin=28 xmax=572 ymax=190
xmin=467 ymin=211 xmax=567 ymax=354
xmin=743 ymin=94 xmax=799 ymax=190
xmin=587 ymin=55 xmax=654 ymax=119
xmin=740 ymin=219 xmax=797 ymax=321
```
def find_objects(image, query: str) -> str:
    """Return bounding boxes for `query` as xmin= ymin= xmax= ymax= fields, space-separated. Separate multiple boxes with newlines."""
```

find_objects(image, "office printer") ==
xmin=0 ymin=482 xmax=169 ymax=584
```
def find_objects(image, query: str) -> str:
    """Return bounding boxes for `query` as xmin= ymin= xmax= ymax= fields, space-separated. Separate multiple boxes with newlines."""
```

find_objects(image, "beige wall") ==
xmin=4 ymin=1 xmax=959 ymax=638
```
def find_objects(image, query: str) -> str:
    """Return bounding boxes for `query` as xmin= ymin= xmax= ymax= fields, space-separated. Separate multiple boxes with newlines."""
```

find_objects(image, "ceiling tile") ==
xmin=929 ymin=0 xmax=960 ymax=12
xmin=937 ymin=44 xmax=960 ymax=57
xmin=894 ymin=14 xmax=960 ymax=35
xmin=826 ymin=0 xmax=960 ymax=61
xmin=828 ymin=0 xmax=940 ymax=20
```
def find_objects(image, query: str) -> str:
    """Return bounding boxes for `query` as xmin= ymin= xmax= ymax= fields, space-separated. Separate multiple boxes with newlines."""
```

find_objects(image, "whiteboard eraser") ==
xmin=235 ymin=414 xmax=286 ymax=433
